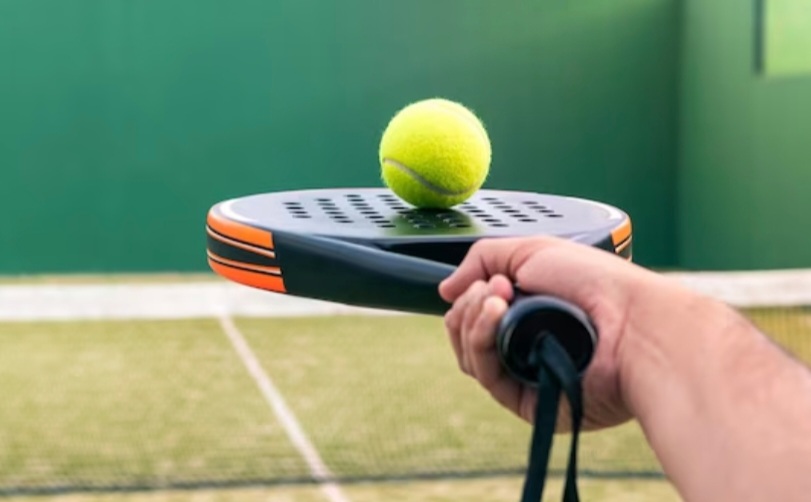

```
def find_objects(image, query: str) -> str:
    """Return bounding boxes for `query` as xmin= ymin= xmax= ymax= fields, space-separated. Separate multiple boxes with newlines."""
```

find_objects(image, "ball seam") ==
xmin=382 ymin=158 xmax=476 ymax=197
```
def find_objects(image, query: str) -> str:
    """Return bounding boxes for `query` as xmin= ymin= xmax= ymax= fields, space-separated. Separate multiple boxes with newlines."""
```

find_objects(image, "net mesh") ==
xmin=0 ymin=269 xmax=809 ymax=495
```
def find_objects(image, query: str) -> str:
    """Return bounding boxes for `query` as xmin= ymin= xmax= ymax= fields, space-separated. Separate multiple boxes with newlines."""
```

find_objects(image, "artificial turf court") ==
xmin=1 ymin=277 xmax=809 ymax=501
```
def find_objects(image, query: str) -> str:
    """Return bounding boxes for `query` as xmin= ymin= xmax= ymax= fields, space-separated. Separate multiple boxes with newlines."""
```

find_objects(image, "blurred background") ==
xmin=0 ymin=1 xmax=809 ymax=501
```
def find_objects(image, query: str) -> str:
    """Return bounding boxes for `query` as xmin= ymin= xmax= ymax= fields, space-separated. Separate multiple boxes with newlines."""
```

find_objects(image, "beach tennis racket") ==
xmin=205 ymin=188 xmax=631 ymax=384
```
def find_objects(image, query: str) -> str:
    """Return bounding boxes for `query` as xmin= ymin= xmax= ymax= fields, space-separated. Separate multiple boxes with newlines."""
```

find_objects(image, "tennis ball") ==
xmin=379 ymin=98 xmax=491 ymax=208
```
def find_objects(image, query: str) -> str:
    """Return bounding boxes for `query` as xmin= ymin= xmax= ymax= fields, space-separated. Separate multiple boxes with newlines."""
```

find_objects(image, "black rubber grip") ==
xmin=496 ymin=293 xmax=597 ymax=385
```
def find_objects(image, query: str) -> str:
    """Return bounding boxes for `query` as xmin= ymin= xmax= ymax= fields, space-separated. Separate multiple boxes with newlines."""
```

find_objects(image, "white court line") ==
xmin=217 ymin=315 xmax=350 ymax=502
xmin=0 ymin=282 xmax=402 ymax=321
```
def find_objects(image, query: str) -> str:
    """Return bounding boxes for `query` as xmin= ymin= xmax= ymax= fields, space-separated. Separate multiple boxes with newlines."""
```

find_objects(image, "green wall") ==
xmin=0 ymin=0 xmax=679 ymax=274
xmin=678 ymin=0 xmax=811 ymax=270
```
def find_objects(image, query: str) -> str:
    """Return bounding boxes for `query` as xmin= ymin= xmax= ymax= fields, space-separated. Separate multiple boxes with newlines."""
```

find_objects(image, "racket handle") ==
xmin=496 ymin=292 xmax=597 ymax=385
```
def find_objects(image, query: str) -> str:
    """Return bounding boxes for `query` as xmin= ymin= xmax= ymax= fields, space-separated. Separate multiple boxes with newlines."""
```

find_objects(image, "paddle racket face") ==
xmin=205 ymin=188 xmax=632 ymax=316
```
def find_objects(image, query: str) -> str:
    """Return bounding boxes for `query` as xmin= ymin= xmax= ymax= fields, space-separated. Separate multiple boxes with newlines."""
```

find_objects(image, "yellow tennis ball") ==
xmin=379 ymin=98 xmax=491 ymax=209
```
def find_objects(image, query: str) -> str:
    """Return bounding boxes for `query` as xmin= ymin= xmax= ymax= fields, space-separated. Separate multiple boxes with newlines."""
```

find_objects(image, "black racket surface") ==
xmin=206 ymin=188 xmax=632 ymax=306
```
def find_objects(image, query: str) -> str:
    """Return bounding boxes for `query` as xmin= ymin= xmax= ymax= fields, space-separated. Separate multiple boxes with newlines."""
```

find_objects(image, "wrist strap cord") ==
xmin=519 ymin=335 xmax=584 ymax=502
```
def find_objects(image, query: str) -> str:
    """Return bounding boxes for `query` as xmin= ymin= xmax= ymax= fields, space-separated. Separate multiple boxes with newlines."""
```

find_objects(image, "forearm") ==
xmin=621 ymin=276 xmax=811 ymax=502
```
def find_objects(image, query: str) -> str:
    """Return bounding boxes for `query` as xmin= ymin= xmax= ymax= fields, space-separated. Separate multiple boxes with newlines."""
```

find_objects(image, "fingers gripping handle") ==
xmin=497 ymin=292 xmax=597 ymax=385
xmin=273 ymin=232 xmax=597 ymax=383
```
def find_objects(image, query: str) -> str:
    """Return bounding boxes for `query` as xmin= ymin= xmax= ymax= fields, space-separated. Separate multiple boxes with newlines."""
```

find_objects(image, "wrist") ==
xmin=615 ymin=274 xmax=754 ymax=421
xmin=614 ymin=273 xmax=811 ymax=501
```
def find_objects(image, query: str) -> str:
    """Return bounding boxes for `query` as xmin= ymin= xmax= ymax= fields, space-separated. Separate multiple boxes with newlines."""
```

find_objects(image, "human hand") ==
xmin=439 ymin=235 xmax=687 ymax=432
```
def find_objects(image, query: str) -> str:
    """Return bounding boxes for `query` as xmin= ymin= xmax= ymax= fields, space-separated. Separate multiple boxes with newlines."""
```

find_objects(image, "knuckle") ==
xmin=468 ymin=238 xmax=499 ymax=260
xmin=443 ymin=317 xmax=458 ymax=336
xmin=469 ymin=239 xmax=491 ymax=254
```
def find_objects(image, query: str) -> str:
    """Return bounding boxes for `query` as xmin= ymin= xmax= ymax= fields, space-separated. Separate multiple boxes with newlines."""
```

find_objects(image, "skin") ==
xmin=439 ymin=236 xmax=811 ymax=502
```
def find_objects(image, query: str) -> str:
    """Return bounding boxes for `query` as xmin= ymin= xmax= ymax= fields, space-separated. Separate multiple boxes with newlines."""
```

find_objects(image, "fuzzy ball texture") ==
xmin=379 ymin=98 xmax=491 ymax=208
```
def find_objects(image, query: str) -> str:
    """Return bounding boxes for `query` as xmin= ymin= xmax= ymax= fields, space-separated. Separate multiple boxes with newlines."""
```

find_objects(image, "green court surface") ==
xmin=0 ymin=320 xmax=309 ymax=489
xmin=0 ymin=313 xmax=668 ymax=500
xmin=1 ymin=300 xmax=809 ymax=501
xmin=236 ymin=316 xmax=662 ymax=477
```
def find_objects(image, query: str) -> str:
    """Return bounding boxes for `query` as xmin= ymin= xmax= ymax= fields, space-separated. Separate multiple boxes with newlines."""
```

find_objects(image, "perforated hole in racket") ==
xmin=280 ymin=192 xmax=567 ymax=229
